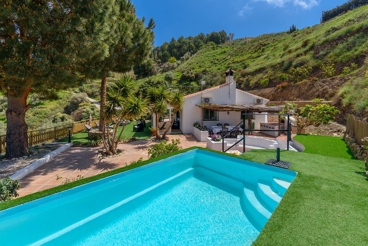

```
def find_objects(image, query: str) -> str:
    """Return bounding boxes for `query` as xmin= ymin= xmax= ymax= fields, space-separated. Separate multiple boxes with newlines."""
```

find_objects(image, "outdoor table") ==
xmin=212 ymin=126 xmax=243 ymax=134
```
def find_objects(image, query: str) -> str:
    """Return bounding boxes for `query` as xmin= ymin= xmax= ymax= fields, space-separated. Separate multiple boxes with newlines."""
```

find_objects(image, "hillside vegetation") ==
xmin=139 ymin=5 xmax=368 ymax=117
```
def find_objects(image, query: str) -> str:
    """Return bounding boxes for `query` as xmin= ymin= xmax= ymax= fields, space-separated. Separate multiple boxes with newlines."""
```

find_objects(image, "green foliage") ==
xmin=137 ymin=5 xmax=368 ymax=97
xmin=260 ymin=77 xmax=269 ymax=87
xmin=322 ymin=0 xmax=368 ymax=22
xmin=340 ymin=77 xmax=368 ymax=111
xmin=164 ymin=72 xmax=175 ymax=83
xmin=64 ymin=93 xmax=89 ymax=114
xmin=278 ymin=73 xmax=289 ymax=82
xmin=289 ymin=66 xmax=312 ymax=83
xmin=0 ymin=178 xmax=20 ymax=202
xmin=282 ymin=100 xmax=339 ymax=133
xmin=321 ymin=62 xmax=336 ymax=78
xmin=288 ymin=24 xmax=298 ymax=34
xmin=168 ymin=57 xmax=177 ymax=64
xmin=148 ymin=139 xmax=182 ymax=158
xmin=71 ymin=103 xmax=99 ymax=122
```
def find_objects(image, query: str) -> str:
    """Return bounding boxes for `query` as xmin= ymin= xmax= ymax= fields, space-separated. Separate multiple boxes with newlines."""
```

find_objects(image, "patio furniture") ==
xmin=216 ymin=123 xmax=223 ymax=126
xmin=224 ymin=123 xmax=230 ymax=126
xmin=133 ymin=121 xmax=145 ymax=132
xmin=85 ymin=124 xmax=92 ymax=131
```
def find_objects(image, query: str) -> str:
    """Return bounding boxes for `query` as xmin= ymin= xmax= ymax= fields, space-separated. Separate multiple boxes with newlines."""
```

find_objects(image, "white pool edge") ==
xmin=10 ymin=143 xmax=73 ymax=181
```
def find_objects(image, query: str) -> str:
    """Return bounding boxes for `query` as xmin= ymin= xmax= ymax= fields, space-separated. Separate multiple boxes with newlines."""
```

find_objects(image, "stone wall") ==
xmin=345 ymin=136 xmax=368 ymax=170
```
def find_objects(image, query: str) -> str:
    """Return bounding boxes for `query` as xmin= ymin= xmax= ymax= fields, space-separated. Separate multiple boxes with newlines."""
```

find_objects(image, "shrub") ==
xmin=148 ymin=139 xmax=182 ymax=159
xmin=0 ymin=178 xmax=20 ymax=202
xmin=342 ymin=67 xmax=351 ymax=75
xmin=321 ymin=62 xmax=335 ymax=78
xmin=260 ymin=78 xmax=269 ymax=87
xmin=168 ymin=57 xmax=177 ymax=64
xmin=64 ymin=93 xmax=89 ymax=114
xmin=278 ymin=73 xmax=289 ymax=82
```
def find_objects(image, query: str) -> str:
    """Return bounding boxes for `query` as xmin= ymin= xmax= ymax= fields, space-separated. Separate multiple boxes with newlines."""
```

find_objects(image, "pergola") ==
xmin=196 ymin=103 xmax=292 ymax=152
xmin=196 ymin=104 xmax=284 ymax=113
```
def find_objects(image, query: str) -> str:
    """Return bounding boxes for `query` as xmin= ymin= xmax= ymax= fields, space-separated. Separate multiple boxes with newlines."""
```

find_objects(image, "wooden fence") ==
xmin=0 ymin=119 xmax=99 ymax=154
xmin=345 ymin=114 xmax=368 ymax=145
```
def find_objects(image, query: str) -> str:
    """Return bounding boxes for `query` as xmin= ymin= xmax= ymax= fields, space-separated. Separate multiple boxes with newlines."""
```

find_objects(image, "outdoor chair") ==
xmin=224 ymin=123 xmax=230 ymax=126
xmin=133 ymin=122 xmax=144 ymax=132
xmin=216 ymin=123 xmax=223 ymax=126
xmin=85 ymin=124 xmax=92 ymax=131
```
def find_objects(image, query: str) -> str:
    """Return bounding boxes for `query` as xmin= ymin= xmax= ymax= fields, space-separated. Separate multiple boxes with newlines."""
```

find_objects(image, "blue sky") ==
xmin=131 ymin=0 xmax=348 ymax=46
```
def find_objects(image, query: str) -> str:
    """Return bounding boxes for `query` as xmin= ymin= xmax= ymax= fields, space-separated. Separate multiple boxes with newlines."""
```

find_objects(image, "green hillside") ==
xmin=139 ymin=5 xmax=368 ymax=114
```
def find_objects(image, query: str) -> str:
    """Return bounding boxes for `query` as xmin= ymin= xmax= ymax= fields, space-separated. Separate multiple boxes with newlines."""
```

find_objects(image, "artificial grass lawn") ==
xmin=243 ymin=148 xmax=368 ymax=245
xmin=294 ymin=134 xmax=355 ymax=159
xmin=58 ymin=121 xmax=152 ymax=144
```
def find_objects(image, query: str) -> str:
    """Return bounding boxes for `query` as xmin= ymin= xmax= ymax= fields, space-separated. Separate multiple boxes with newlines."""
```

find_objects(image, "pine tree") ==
xmin=0 ymin=0 xmax=117 ymax=158
xmin=78 ymin=0 xmax=154 ymax=155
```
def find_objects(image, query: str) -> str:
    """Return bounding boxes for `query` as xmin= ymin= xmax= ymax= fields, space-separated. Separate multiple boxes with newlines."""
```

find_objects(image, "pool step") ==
xmin=271 ymin=178 xmax=291 ymax=196
xmin=256 ymin=182 xmax=281 ymax=212
xmin=240 ymin=185 xmax=271 ymax=232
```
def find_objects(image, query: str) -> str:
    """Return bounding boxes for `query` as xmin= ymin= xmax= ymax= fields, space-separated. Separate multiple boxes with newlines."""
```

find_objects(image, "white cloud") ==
xmin=255 ymin=0 xmax=319 ymax=9
xmin=238 ymin=3 xmax=254 ymax=16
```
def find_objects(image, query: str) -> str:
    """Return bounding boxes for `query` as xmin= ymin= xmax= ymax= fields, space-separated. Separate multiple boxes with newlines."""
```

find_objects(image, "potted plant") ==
xmin=149 ymin=126 xmax=157 ymax=137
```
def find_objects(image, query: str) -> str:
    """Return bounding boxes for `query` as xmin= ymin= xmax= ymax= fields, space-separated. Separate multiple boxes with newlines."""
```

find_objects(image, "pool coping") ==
xmin=9 ymin=143 xmax=73 ymax=181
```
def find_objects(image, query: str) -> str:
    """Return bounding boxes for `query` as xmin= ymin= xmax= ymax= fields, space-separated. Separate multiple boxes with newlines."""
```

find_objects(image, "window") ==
xmin=203 ymin=109 xmax=219 ymax=121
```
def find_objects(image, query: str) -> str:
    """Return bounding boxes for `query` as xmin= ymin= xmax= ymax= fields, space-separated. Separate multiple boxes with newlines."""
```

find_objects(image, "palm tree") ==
xmin=102 ymin=75 xmax=147 ymax=154
xmin=148 ymin=86 xmax=170 ymax=139
xmin=162 ymin=90 xmax=184 ymax=139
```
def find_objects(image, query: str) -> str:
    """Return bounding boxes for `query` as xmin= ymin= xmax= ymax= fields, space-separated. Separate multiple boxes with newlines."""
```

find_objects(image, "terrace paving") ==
xmin=17 ymin=134 xmax=206 ymax=197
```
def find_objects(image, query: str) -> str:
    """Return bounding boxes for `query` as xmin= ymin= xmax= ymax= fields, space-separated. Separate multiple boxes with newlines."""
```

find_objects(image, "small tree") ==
xmin=148 ymin=86 xmax=170 ymax=139
xmin=103 ymin=76 xmax=147 ymax=155
xmin=282 ymin=99 xmax=339 ymax=134
xmin=162 ymin=91 xmax=184 ymax=139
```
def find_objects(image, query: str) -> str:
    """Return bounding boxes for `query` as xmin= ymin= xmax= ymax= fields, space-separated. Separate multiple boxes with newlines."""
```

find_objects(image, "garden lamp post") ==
xmin=67 ymin=126 xmax=72 ymax=143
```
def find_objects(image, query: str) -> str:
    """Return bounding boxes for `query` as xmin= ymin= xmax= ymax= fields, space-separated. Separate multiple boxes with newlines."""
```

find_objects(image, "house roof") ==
xmin=183 ymin=83 xmax=232 ymax=99
xmin=196 ymin=104 xmax=283 ymax=113
xmin=236 ymin=89 xmax=269 ymax=101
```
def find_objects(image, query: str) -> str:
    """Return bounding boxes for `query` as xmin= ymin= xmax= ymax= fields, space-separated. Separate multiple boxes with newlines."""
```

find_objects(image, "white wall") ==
xmin=182 ymin=82 xmax=237 ymax=133
xmin=235 ymin=90 xmax=269 ymax=105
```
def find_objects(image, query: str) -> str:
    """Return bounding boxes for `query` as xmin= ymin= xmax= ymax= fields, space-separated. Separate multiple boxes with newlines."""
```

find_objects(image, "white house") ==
xmin=178 ymin=69 xmax=272 ymax=136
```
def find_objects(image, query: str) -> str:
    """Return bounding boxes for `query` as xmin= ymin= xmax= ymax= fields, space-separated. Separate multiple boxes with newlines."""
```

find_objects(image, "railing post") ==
xmin=243 ymin=116 xmax=245 ymax=153
xmin=287 ymin=114 xmax=290 ymax=151
xmin=222 ymin=132 xmax=224 ymax=152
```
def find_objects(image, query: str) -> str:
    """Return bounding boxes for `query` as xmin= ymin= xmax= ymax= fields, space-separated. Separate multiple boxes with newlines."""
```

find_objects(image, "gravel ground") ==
xmin=0 ymin=143 xmax=65 ymax=179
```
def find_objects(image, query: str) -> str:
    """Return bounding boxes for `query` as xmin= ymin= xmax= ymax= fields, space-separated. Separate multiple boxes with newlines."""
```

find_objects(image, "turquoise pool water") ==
xmin=0 ymin=149 xmax=297 ymax=245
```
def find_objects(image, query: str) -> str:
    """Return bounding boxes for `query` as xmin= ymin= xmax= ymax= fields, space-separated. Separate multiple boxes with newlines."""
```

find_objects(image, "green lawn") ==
xmin=243 ymin=135 xmax=368 ymax=245
xmin=58 ymin=121 xmax=152 ymax=144
xmin=294 ymin=134 xmax=354 ymax=159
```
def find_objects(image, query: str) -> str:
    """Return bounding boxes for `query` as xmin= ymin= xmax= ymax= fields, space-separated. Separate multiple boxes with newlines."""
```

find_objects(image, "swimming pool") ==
xmin=0 ymin=149 xmax=297 ymax=245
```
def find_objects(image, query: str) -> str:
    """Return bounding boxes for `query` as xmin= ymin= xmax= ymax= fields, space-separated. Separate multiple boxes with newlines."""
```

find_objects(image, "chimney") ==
xmin=225 ymin=68 xmax=234 ymax=84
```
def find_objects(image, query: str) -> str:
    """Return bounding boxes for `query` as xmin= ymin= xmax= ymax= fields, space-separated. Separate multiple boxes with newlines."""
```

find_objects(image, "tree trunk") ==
xmin=162 ymin=111 xmax=176 ymax=139
xmin=99 ymin=76 xmax=107 ymax=132
xmin=5 ymin=87 xmax=32 ymax=159
xmin=155 ymin=113 xmax=161 ymax=139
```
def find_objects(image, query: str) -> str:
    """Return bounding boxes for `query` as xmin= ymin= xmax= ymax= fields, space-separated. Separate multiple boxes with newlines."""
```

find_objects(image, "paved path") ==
xmin=17 ymin=135 xmax=206 ymax=197
xmin=86 ymin=97 xmax=100 ymax=109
